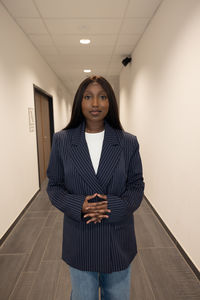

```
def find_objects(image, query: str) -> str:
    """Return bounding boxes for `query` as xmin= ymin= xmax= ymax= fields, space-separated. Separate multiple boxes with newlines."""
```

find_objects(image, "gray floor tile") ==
xmin=23 ymin=226 xmax=52 ymax=272
xmin=134 ymin=212 xmax=175 ymax=249
xmin=43 ymin=211 xmax=60 ymax=227
xmin=9 ymin=272 xmax=36 ymax=300
xmin=0 ymin=218 xmax=46 ymax=254
xmin=130 ymin=253 xmax=155 ymax=299
xmin=28 ymin=191 xmax=52 ymax=212
xmin=54 ymin=260 xmax=72 ymax=300
xmin=42 ymin=220 xmax=63 ymax=261
xmin=0 ymin=254 xmax=27 ymax=300
xmin=28 ymin=260 xmax=61 ymax=300
xmin=139 ymin=247 xmax=200 ymax=300
xmin=50 ymin=205 xmax=58 ymax=211
xmin=23 ymin=211 xmax=49 ymax=218
xmin=137 ymin=198 xmax=152 ymax=214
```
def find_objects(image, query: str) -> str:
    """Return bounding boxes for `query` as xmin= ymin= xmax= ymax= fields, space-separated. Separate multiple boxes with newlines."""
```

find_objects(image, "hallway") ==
xmin=0 ymin=0 xmax=200 ymax=298
xmin=0 ymin=180 xmax=199 ymax=300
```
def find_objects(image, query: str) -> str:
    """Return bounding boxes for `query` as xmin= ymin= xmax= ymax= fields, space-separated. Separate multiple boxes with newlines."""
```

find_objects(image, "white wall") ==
xmin=120 ymin=0 xmax=200 ymax=270
xmin=0 ymin=3 xmax=73 ymax=239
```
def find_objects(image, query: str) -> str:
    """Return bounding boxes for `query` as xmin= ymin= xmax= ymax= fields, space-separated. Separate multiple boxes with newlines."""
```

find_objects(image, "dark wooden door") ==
xmin=35 ymin=91 xmax=51 ymax=185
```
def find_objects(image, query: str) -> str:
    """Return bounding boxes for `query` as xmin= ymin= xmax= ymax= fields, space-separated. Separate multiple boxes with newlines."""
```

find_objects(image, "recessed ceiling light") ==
xmin=84 ymin=69 xmax=91 ymax=73
xmin=80 ymin=39 xmax=91 ymax=44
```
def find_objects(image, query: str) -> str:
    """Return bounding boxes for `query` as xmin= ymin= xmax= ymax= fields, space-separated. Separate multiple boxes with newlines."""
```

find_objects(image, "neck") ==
xmin=85 ymin=120 xmax=105 ymax=133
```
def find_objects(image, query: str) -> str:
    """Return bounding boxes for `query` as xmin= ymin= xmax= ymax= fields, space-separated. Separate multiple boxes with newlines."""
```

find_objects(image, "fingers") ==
xmin=85 ymin=206 xmax=108 ymax=214
xmin=84 ymin=194 xmax=107 ymax=203
xmin=85 ymin=193 xmax=97 ymax=201
xmin=82 ymin=194 xmax=98 ymax=214
xmin=84 ymin=209 xmax=111 ymax=218
xmin=82 ymin=194 xmax=110 ymax=224
xmin=85 ymin=205 xmax=111 ymax=215
xmin=86 ymin=217 xmax=98 ymax=224
xmin=86 ymin=214 xmax=109 ymax=224
xmin=83 ymin=202 xmax=108 ymax=214
xmin=94 ymin=219 xmax=102 ymax=224
xmin=86 ymin=209 xmax=111 ymax=215
xmin=97 ymin=194 xmax=107 ymax=200
xmin=85 ymin=201 xmax=108 ymax=210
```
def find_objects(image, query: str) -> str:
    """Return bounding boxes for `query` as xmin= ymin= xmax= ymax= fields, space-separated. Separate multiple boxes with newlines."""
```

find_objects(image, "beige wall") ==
xmin=0 ymin=3 xmax=73 ymax=239
xmin=120 ymin=0 xmax=200 ymax=270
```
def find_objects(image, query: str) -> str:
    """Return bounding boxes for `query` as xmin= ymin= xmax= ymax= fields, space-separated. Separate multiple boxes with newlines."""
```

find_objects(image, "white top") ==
xmin=85 ymin=130 xmax=105 ymax=174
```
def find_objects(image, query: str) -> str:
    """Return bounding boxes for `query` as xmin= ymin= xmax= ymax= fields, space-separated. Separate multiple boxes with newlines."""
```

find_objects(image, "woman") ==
xmin=47 ymin=76 xmax=145 ymax=300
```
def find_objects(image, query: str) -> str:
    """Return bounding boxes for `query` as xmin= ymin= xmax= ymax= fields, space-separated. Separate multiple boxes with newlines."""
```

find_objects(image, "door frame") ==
xmin=33 ymin=84 xmax=54 ymax=188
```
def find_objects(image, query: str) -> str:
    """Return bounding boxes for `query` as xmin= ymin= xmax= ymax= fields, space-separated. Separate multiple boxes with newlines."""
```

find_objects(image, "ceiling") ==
xmin=1 ymin=0 xmax=162 ymax=95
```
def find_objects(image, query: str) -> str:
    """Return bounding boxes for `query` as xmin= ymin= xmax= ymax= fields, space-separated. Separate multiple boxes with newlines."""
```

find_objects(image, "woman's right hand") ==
xmin=82 ymin=193 xmax=111 ymax=224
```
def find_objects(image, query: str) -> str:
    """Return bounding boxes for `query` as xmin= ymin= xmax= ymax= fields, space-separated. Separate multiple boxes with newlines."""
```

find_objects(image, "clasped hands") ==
xmin=82 ymin=193 xmax=111 ymax=224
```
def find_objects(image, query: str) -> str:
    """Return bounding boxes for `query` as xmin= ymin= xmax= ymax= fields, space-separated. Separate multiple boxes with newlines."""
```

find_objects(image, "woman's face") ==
xmin=81 ymin=82 xmax=109 ymax=123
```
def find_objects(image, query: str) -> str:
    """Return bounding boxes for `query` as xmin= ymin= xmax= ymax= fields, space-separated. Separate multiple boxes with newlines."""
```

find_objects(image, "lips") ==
xmin=90 ymin=110 xmax=101 ymax=115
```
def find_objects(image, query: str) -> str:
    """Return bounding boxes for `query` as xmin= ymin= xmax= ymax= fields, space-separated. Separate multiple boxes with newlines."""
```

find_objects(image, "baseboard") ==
xmin=0 ymin=189 xmax=40 ymax=247
xmin=144 ymin=195 xmax=200 ymax=281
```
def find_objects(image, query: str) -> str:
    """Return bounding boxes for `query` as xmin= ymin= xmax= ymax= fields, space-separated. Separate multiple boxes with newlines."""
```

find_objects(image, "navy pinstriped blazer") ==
xmin=46 ymin=120 xmax=144 ymax=273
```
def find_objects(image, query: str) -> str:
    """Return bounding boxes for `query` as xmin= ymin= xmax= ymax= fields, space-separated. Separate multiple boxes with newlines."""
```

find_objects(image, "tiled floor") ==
xmin=0 ymin=180 xmax=199 ymax=300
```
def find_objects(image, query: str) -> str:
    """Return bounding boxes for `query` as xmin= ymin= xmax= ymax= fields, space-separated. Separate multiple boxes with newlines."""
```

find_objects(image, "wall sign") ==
xmin=28 ymin=107 xmax=35 ymax=132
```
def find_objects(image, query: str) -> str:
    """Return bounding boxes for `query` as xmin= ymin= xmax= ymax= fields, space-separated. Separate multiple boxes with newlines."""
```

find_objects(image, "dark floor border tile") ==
xmin=144 ymin=195 xmax=200 ymax=280
xmin=0 ymin=189 xmax=40 ymax=247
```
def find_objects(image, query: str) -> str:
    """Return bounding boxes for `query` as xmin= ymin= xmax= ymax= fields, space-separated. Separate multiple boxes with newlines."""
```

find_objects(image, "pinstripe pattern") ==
xmin=47 ymin=120 xmax=144 ymax=273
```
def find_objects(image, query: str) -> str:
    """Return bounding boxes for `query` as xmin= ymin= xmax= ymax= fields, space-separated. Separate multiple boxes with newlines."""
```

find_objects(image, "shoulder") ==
xmin=53 ymin=128 xmax=75 ymax=139
xmin=123 ymin=130 xmax=137 ymax=141
xmin=54 ymin=129 xmax=69 ymax=138
xmin=52 ymin=129 xmax=72 ymax=147
xmin=113 ymin=129 xmax=139 ymax=156
xmin=120 ymin=130 xmax=139 ymax=148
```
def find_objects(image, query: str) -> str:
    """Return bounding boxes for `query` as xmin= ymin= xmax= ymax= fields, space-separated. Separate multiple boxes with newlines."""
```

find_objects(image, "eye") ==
xmin=83 ymin=95 xmax=92 ymax=100
xmin=99 ymin=95 xmax=107 ymax=100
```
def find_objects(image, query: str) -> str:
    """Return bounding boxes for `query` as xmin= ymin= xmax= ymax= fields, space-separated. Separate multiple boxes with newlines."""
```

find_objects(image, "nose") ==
xmin=92 ymin=96 xmax=99 ymax=107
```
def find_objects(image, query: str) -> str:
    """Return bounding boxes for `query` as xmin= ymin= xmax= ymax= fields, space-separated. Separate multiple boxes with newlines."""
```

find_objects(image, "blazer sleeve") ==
xmin=106 ymin=137 xmax=145 ymax=223
xmin=46 ymin=133 xmax=85 ymax=222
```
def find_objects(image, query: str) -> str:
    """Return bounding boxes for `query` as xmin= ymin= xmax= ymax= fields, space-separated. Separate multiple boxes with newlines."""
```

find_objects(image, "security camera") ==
xmin=122 ymin=57 xmax=132 ymax=66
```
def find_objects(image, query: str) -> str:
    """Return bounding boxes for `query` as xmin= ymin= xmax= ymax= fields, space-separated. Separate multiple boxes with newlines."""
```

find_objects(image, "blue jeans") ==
xmin=69 ymin=264 xmax=131 ymax=300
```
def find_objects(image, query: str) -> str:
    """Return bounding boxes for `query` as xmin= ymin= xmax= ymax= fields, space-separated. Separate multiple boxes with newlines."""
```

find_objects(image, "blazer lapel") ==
xmin=96 ymin=121 xmax=122 ymax=191
xmin=68 ymin=121 xmax=123 ymax=194
xmin=68 ymin=121 xmax=104 ymax=193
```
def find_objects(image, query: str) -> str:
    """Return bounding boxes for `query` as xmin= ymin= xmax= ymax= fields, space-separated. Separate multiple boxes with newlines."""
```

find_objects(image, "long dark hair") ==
xmin=63 ymin=76 xmax=123 ymax=130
